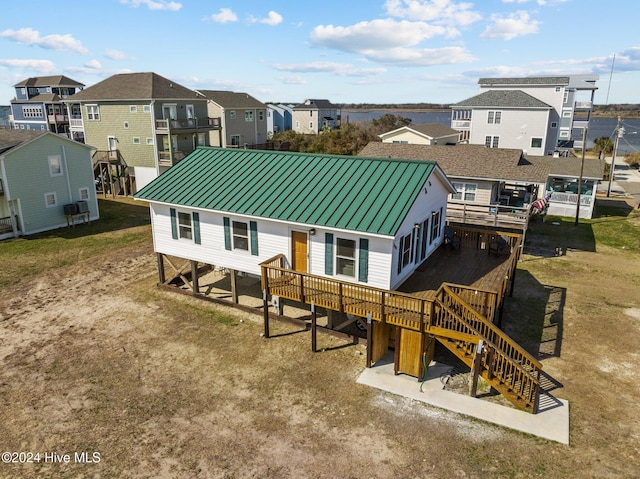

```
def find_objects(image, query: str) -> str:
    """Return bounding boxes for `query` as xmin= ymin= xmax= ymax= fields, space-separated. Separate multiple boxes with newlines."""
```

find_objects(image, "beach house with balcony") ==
xmin=67 ymin=72 xmax=221 ymax=193
xmin=10 ymin=76 xmax=85 ymax=136
xmin=451 ymin=75 xmax=598 ymax=155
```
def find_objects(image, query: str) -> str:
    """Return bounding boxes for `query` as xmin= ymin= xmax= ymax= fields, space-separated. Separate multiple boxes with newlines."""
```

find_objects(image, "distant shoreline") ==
xmin=340 ymin=107 xmax=640 ymax=119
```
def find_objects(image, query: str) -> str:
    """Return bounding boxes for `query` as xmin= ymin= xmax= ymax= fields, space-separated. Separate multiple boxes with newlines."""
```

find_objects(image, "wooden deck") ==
xmin=398 ymin=243 xmax=513 ymax=299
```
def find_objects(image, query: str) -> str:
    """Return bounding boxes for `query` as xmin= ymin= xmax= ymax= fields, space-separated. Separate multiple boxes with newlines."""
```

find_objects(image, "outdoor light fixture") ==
xmin=309 ymin=228 xmax=316 ymax=235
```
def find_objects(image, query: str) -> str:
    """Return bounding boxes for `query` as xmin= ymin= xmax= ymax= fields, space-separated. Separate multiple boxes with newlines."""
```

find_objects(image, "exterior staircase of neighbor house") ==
xmin=260 ymin=249 xmax=542 ymax=413
xmin=93 ymin=150 xmax=130 ymax=197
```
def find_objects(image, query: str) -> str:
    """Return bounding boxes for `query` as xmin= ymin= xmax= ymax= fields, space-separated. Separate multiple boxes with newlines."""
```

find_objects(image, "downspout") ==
xmin=61 ymin=144 xmax=73 ymax=202
xmin=220 ymin=106 xmax=226 ymax=147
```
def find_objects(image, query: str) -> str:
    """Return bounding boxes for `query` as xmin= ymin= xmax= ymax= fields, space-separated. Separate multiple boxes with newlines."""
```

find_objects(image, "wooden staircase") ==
xmin=431 ymin=284 xmax=542 ymax=413
xmin=260 ymin=250 xmax=542 ymax=413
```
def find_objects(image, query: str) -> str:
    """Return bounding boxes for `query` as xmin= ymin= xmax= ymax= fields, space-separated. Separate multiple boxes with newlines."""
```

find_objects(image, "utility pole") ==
xmin=606 ymin=116 xmax=624 ymax=198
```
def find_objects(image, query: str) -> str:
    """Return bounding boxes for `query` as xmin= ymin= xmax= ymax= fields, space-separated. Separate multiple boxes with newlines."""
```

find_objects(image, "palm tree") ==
xmin=593 ymin=136 xmax=614 ymax=159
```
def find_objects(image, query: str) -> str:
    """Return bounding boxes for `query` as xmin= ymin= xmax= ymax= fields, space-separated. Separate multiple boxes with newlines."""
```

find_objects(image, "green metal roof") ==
xmin=135 ymin=147 xmax=437 ymax=236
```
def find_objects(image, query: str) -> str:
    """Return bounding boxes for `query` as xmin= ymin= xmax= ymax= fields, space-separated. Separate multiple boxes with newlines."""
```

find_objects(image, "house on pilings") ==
xmin=135 ymin=147 xmax=543 ymax=413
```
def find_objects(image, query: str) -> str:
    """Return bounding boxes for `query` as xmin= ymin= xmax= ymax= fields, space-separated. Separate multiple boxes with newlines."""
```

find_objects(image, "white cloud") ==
xmin=480 ymin=11 xmax=540 ymax=40
xmin=363 ymin=46 xmax=475 ymax=66
xmin=0 ymin=27 xmax=88 ymax=54
xmin=120 ymin=0 xmax=182 ymax=11
xmin=384 ymin=0 xmax=482 ymax=27
xmin=104 ymin=49 xmax=135 ymax=61
xmin=279 ymin=76 xmax=307 ymax=85
xmin=0 ymin=58 xmax=58 ymax=74
xmin=503 ymin=0 xmax=569 ymax=4
xmin=66 ymin=59 xmax=106 ymax=75
xmin=273 ymin=61 xmax=387 ymax=77
xmin=260 ymin=11 xmax=283 ymax=26
xmin=208 ymin=8 xmax=238 ymax=23
xmin=311 ymin=19 xmax=453 ymax=52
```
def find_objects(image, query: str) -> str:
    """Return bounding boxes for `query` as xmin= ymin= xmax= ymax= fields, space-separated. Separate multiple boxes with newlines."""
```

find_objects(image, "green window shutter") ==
xmin=170 ymin=208 xmax=178 ymax=240
xmin=358 ymin=238 xmax=369 ymax=283
xmin=397 ymin=236 xmax=403 ymax=274
xmin=325 ymin=233 xmax=334 ymax=275
xmin=223 ymin=217 xmax=231 ymax=250
xmin=193 ymin=212 xmax=201 ymax=245
xmin=250 ymin=221 xmax=258 ymax=256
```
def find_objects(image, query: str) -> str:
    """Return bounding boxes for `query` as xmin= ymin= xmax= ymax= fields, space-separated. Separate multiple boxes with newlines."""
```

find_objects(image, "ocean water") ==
xmin=342 ymin=109 xmax=640 ymax=155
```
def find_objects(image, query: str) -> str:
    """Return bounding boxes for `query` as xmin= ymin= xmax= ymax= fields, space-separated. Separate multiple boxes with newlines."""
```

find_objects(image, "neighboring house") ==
xmin=451 ymin=75 xmax=598 ymax=155
xmin=266 ymin=103 xmax=293 ymax=137
xmin=67 ymin=72 xmax=221 ymax=193
xmin=379 ymin=124 xmax=460 ymax=145
xmin=0 ymin=106 xmax=11 ymax=129
xmin=292 ymin=99 xmax=340 ymax=134
xmin=197 ymin=90 xmax=267 ymax=148
xmin=10 ymin=76 xmax=85 ymax=136
xmin=0 ymin=130 xmax=99 ymax=239
xmin=359 ymin=142 xmax=603 ymax=220
xmin=135 ymin=147 xmax=455 ymax=290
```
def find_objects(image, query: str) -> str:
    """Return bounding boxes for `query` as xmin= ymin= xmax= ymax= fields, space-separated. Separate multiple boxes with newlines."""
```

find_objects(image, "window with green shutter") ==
xmin=250 ymin=221 xmax=258 ymax=256
xmin=358 ymin=238 xmax=369 ymax=283
xmin=223 ymin=217 xmax=231 ymax=250
xmin=325 ymin=233 xmax=333 ymax=275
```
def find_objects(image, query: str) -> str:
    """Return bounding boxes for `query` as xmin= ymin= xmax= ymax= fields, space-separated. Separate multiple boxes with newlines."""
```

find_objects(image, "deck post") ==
xmin=157 ymin=253 xmax=166 ymax=284
xmin=311 ymin=301 xmax=317 ymax=353
xmin=230 ymin=269 xmax=238 ymax=303
xmin=262 ymin=289 xmax=270 ymax=338
xmin=366 ymin=314 xmax=372 ymax=368
xmin=393 ymin=326 xmax=400 ymax=375
xmin=191 ymin=261 xmax=199 ymax=293
xmin=469 ymin=340 xmax=484 ymax=398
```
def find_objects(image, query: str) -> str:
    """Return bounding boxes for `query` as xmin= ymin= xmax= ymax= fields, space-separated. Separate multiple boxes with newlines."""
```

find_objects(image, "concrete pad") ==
xmin=357 ymin=357 xmax=569 ymax=445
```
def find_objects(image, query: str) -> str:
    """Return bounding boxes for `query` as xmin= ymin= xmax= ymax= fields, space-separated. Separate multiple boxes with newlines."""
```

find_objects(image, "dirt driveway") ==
xmin=1 ymin=213 xmax=639 ymax=478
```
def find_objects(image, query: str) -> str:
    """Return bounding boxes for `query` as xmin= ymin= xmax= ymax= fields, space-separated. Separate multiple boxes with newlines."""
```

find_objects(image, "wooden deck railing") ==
xmin=447 ymin=201 xmax=530 ymax=230
xmin=0 ymin=216 xmax=13 ymax=233
xmin=259 ymin=231 xmax=541 ymax=412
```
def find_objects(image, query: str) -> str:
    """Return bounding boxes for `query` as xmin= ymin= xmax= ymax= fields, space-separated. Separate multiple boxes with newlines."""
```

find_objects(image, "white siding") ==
xmin=149 ymin=204 xmax=395 ymax=289
xmin=469 ymin=108 xmax=549 ymax=155
xmin=390 ymin=172 xmax=451 ymax=289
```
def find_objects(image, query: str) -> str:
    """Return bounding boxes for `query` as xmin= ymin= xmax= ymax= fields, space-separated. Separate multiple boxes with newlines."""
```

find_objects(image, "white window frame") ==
xmin=178 ymin=212 xmax=193 ymax=240
xmin=451 ymin=182 xmax=477 ymax=201
xmin=230 ymin=134 xmax=241 ymax=146
xmin=559 ymin=130 xmax=570 ymax=138
xmin=258 ymin=110 xmax=264 ymax=121
xmin=48 ymin=155 xmax=62 ymax=176
xmin=531 ymin=138 xmax=543 ymax=148
xmin=399 ymin=233 xmax=412 ymax=270
xmin=562 ymin=110 xmax=572 ymax=118
xmin=551 ymin=122 xmax=558 ymax=128
xmin=245 ymin=111 xmax=254 ymax=122
xmin=86 ymin=104 xmax=100 ymax=121
xmin=186 ymin=104 xmax=195 ymax=119
xmin=230 ymin=111 xmax=236 ymax=120
xmin=130 ymin=105 xmax=137 ymax=113
xmin=44 ymin=192 xmax=57 ymax=208
xmin=146 ymin=138 xmax=154 ymax=145
xmin=79 ymin=187 xmax=90 ymax=201
xmin=488 ymin=111 xmax=501 ymax=124
xmin=232 ymin=221 xmax=249 ymax=251
xmin=309 ymin=121 xmax=313 ymax=130
xmin=133 ymin=137 xmax=140 ymax=145
xmin=335 ymin=237 xmax=357 ymax=278
xmin=485 ymin=136 xmax=499 ymax=148
xmin=143 ymin=105 xmax=151 ymax=113
xmin=430 ymin=209 xmax=442 ymax=245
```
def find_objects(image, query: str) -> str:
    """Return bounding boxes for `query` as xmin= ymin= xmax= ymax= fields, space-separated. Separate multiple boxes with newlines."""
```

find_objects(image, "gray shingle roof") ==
xmin=293 ymin=99 xmax=338 ymax=110
xmin=453 ymin=90 xmax=552 ymax=109
xmin=478 ymin=76 xmax=570 ymax=86
xmin=13 ymin=75 xmax=85 ymax=88
xmin=197 ymin=90 xmax=265 ymax=108
xmin=69 ymin=72 xmax=203 ymax=101
xmin=358 ymin=143 xmax=604 ymax=182
xmin=0 ymin=130 xmax=45 ymax=152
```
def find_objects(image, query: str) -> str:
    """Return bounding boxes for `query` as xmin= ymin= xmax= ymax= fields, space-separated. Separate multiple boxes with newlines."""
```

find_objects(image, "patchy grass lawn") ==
xmin=0 ymin=197 xmax=639 ymax=478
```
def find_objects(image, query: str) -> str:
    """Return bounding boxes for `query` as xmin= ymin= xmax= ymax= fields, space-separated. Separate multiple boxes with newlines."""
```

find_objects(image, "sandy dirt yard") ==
xmin=1 ymin=203 xmax=639 ymax=478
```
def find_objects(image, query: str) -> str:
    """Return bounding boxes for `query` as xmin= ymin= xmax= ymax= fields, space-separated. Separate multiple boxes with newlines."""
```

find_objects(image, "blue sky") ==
xmin=1 ymin=0 xmax=639 ymax=105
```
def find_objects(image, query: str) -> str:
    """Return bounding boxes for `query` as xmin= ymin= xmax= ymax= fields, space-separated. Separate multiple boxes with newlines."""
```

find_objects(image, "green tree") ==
xmin=593 ymin=136 xmax=614 ymax=159
xmin=368 ymin=114 xmax=412 ymax=137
